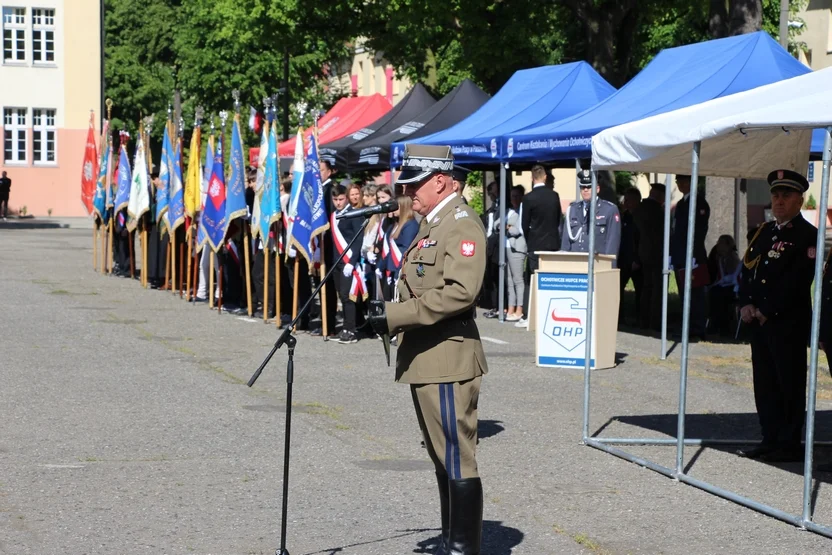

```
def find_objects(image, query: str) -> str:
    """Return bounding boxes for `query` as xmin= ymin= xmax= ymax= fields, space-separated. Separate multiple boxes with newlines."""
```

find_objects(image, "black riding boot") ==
xmin=434 ymin=472 xmax=450 ymax=555
xmin=447 ymin=477 xmax=483 ymax=555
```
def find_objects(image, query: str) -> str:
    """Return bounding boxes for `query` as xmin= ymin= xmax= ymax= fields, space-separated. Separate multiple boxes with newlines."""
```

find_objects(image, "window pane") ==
xmin=46 ymin=49 xmax=53 ymax=61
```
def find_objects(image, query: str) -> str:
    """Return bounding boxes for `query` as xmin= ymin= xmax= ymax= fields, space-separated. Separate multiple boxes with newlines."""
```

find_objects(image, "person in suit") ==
xmin=329 ymin=184 xmax=363 ymax=344
xmin=619 ymin=187 xmax=642 ymax=319
xmin=561 ymin=169 xmax=621 ymax=260
xmin=737 ymin=169 xmax=817 ymax=463
xmin=369 ymin=145 xmax=488 ymax=554
xmin=518 ymin=165 xmax=562 ymax=327
xmin=671 ymin=174 xmax=710 ymax=339
xmin=634 ymin=183 xmax=666 ymax=330
xmin=0 ymin=171 xmax=10 ymax=220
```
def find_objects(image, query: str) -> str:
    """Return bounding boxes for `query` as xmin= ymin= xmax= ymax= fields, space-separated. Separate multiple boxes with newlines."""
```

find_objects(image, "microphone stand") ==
xmin=248 ymin=216 xmax=371 ymax=555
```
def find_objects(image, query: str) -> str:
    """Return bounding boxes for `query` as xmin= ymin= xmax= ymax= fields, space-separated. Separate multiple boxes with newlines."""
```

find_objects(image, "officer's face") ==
xmin=770 ymin=189 xmax=804 ymax=223
xmin=580 ymin=186 xmax=596 ymax=202
xmin=320 ymin=163 xmax=333 ymax=182
xmin=677 ymin=178 xmax=691 ymax=195
xmin=332 ymin=194 xmax=347 ymax=211
xmin=407 ymin=173 xmax=451 ymax=217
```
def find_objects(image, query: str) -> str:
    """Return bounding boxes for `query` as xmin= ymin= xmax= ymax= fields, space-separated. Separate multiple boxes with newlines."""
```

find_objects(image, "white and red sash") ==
xmin=388 ymin=224 xmax=403 ymax=269
xmin=330 ymin=211 xmax=353 ymax=264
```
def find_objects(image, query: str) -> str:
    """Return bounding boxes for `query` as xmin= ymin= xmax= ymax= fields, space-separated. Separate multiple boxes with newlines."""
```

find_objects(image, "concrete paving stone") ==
xmin=2 ymin=228 xmax=832 ymax=554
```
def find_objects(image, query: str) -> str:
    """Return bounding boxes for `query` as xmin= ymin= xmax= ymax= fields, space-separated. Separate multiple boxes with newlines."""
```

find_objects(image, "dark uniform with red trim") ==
xmin=738 ymin=169 xmax=817 ymax=462
xmin=373 ymin=144 xmax=487 ymax=555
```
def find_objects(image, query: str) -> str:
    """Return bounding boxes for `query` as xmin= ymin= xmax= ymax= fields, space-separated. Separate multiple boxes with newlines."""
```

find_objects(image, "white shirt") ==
xmin=532 ymin=182 xmax=546 ymax=189
xmin=427 ymin=192 xmax=458 ymax=224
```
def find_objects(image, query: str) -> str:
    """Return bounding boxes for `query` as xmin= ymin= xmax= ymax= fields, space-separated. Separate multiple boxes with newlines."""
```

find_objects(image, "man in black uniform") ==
xmin=0 ymin=171 xmax=10 ymax=220
xmin=671 ymin=174 xmax=710 ymax=339
xmin=560 ymin=169 xmax=621 ymax=263
xmin=634 ymin=183 xmax=666 ymax=331
xmin=738 ymin=169 xmax=817 ymax=462
xmin=451 ymin=167 xmax=469 ymax=204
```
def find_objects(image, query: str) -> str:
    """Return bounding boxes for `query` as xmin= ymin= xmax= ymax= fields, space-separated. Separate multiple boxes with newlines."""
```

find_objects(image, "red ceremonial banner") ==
xmin=80 ymin=114 xmax=98 ymax=215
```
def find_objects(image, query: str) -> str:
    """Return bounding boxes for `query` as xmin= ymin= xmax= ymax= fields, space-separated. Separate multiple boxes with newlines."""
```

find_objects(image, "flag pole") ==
xmin=312 ymin=117 xmax=330 ymax=340
xmin=178 ymin=115 xmax=186 ymax=299
xmin=100 ymin=217 xmax=106 ymax=273
xmin=142 ymin=116 xmax=153 ymax=289
xmin=209 ymin=253 xmax=215 ymax=309
xmin=274 ymin=222 xmax=281 ymax=327
xmin=94 ymin=221 xmax=99 ymax=272
xmin=107 ymin=218 xmax=113 ymax=274
xmin=167 ymin=107 xmax=178 ymax=296
xmin=264 ymin=240 xmax=271 ymax=322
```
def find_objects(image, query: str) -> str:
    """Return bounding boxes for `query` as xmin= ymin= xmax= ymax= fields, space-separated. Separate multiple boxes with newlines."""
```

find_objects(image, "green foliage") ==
xmin=614 ymin=172 xmax=636 ymax=196
xmin=466 ymin=171 xmax=484 ymax=215
xmin=806 ymin=193 xmax=817 ymax=210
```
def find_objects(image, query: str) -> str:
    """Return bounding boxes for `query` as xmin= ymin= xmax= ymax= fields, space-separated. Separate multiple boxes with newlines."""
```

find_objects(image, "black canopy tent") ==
xmin=318 ymin=84 xmax=436 ymax=170
xmin=346 ymin=79 xmax=490 ymax=172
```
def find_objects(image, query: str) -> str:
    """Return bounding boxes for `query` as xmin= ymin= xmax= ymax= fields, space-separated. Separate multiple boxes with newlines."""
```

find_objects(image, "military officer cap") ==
xmin=767 ymin=169 xmax=809 ymax=193
xmin=578 ymin=169 xmax=592 ymax=187
xmin=451 ymin=165 xmax=470 ymax=183
xmin=396 ymin=144 xmax=454 ymax=185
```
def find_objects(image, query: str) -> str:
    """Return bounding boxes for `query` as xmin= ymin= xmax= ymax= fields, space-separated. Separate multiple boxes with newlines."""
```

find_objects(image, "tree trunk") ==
xmin=568 ymin=0 xmax=638 ymax=88
xmin=705 ymin=0 xmax=760 ymax=254
xmin=729 ymin=0 xmax=763 ymax=35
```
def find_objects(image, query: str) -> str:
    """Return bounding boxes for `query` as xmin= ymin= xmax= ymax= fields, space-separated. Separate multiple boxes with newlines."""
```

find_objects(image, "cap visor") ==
xmin=396 ymin=169 xmax=432 ymax=185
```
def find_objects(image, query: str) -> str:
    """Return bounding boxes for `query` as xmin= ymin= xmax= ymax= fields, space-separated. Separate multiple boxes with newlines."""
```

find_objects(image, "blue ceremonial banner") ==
xmin=226 ymin=114 xmax=249 ymax=225
xmin=113 ymin=143 xmax=132 ymax=213
xmin=169 ymin=137 xmax=185 ymax=232
xmin=202 ymin=137 xmax=227 ymax=252
xmin=93 ymin=140 xmax=110 ymax=222
xmin=197 ymin=136 xmax=213 ymax=250
xmin=259 ymin=122 xmax=278 ymax=241
xmin=288 ymin=135 xmax=329 ymax=264
xmin=156 ymin=126 xmax=172 ymax=229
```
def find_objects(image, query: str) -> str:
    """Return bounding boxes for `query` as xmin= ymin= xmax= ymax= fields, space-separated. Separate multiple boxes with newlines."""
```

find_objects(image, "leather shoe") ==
xmin=737 ymin=444 xmax=777 ymax=459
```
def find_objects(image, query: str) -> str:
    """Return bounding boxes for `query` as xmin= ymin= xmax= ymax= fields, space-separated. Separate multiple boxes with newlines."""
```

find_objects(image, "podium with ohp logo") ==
xmin=530 ymin=252 xmax=619 ymax=369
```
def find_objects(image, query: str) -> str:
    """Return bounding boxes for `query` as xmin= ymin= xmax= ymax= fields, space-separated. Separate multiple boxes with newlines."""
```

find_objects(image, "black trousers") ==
xmin=639 ymin=263 xmax=663 ymax=331
xmin=522 ymin=254 xmax=539 ymax=318
xmin=619 ymin=263 xmax=643 ymax=321
xmin=253 ymin=248 xmax=276 ymax=317
xmin=708 ymin=285 xmax=737 ymax=337
xmin=675 ymin=270 xmax=707 ymax=336
xmin=335 ymin=261 xmax=356 ymax=333
xmin=750 ymin=318 xmax=808 ymax=448
xmin=288 ymin=256 xmax=311 ymax=329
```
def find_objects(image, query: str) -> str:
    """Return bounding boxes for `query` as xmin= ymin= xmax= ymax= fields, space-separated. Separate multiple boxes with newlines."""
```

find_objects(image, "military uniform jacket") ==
xmin=386 ymin=195 xmax=489 ymax=385
xmin=739 ymin=214 xmax=817 ymax=322
xmin=560 ymin=199 xmax=621 ymax=261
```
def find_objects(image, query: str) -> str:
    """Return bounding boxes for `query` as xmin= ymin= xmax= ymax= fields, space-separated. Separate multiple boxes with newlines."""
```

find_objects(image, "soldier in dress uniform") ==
xmin=737 ymin=169 xmax=817 ymax=462
xmin=368 ymin=144 xmax=488 ymax=555
xmin=561 ymin=169 xmax=622 ymax=265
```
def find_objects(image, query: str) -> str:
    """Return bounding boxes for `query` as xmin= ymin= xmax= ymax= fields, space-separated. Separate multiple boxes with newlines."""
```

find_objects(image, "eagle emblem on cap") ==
xmin=777 ymin=170 xmax=784 ymax=179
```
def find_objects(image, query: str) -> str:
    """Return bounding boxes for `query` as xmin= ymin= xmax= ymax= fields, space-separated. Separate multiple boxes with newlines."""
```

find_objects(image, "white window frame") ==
xmin=4 ymin=107 xmax=28 ymax=164
xmin=32 ymin=108 xmax=56 ymax=165
xmin=31 ymin=8 xmax=54 ymax=64
xmin=2 ymin=7 xmax=27 ymax=64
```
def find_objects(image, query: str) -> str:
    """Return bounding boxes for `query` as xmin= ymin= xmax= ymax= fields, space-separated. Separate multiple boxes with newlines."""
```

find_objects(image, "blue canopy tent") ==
xmin=498 ymin=32 xmax=814 ymax=346
xmin=503 ymin=31 xmax=811 ymax=164
xmin=399 ymin=62 xmax=616 ymax=168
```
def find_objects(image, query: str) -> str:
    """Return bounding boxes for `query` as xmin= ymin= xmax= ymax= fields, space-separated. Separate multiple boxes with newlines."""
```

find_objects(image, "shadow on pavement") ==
xmin=596 ymin=411 xmax=832 ymax=481
xmin=478 ymin=419 xmax=505 ymax=441
xmin=414 ymin=520 xmax=524 ymax=554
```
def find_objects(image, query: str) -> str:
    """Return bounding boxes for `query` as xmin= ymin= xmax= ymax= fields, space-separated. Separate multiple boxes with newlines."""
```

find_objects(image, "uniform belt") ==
xmin=444 ymin=308 xmax=476 ymax=323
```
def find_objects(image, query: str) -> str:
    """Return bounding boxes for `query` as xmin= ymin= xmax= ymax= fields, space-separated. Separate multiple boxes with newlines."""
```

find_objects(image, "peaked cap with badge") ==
xmin=767 ymin=169 xmax=809 ymax=193
xmin=396 ymin=144 xmax=454 ymax=185
xmin=382 ymin=143 xmax=488 ymax=553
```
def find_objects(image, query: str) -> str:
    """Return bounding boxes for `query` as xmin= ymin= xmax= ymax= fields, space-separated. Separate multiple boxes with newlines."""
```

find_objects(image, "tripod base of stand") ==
xmin=275 ymin=549 xmax=290 ymax=555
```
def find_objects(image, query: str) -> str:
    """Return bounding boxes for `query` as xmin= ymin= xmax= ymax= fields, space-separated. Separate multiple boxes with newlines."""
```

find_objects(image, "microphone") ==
xmin=336 ymin=200 xmax=399 ymax=220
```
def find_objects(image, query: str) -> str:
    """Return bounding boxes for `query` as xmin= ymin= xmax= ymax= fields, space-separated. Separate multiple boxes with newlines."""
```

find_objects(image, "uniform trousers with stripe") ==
xmin=411 ymin=377 xmax=481 ymax=480
xmin=335 ymin=261 xmax=357 ymax=333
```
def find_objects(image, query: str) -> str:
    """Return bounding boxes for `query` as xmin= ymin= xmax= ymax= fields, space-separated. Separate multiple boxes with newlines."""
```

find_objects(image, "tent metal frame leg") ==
xmin=583 ymin=129 xmax=832 ymax=540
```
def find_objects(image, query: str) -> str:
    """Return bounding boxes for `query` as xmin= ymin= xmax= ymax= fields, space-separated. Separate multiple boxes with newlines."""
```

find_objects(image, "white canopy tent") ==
xmin=583 ymin=66 xmax=832 ymax=537
xmin=591 ymin=66 xmax=832 ymax=177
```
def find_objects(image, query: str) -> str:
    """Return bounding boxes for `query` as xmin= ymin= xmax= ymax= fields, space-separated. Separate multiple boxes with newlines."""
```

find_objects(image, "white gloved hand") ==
xmin=343 ymin=263 xmax=354 ymax=277
xmin=375 ymin=268 xmax=383 ymax=278
xmin=387 ymin=276 xmax=393 ymax=285
xmin=366 ymin=251 xmax=377 ymax=264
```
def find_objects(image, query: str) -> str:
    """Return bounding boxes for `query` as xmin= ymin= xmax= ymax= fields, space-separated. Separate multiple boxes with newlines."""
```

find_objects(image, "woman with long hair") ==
xmin=374 ymin=185 xmax=396 ymax=300
xmin=348 ymin=182 xmax=363 ymax=209
xmin=385 ymin=195 xmax=419 ymax=282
